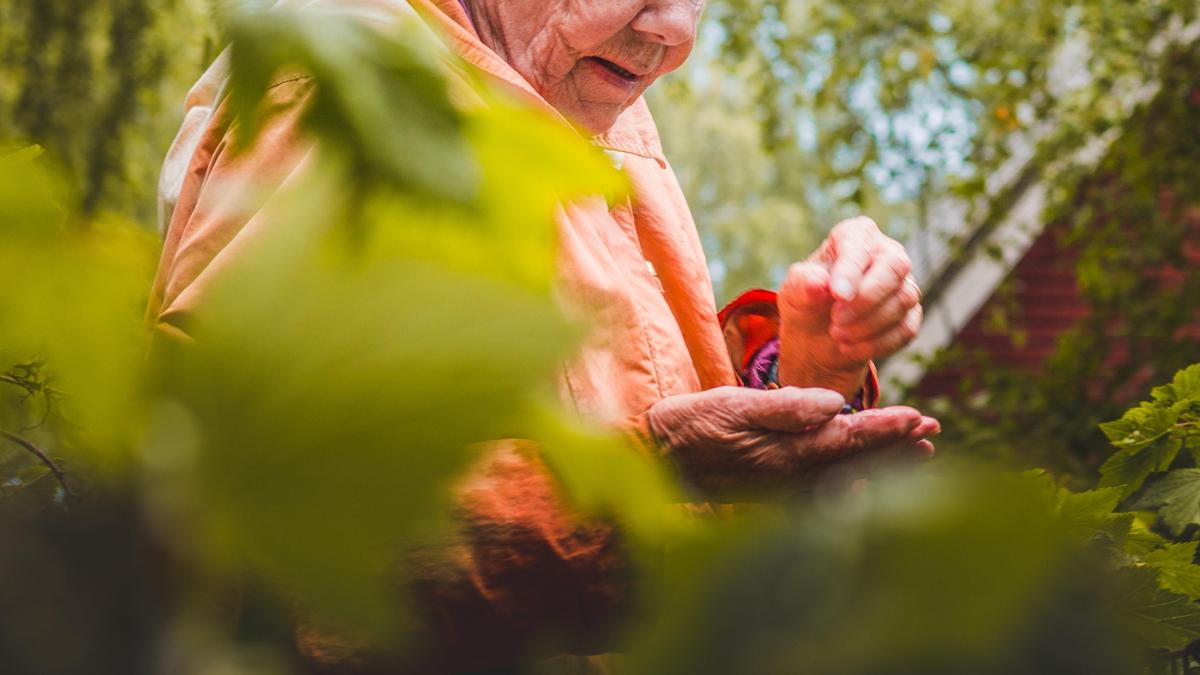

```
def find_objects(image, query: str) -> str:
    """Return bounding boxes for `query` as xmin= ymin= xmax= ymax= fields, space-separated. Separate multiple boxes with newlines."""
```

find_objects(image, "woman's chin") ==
xmin=550 ymin=97 xmax=630 ymax=136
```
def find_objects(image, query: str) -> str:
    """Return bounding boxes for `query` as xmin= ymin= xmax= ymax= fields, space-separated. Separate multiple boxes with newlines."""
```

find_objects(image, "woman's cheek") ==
xmin=661 ymin=43 xmax=694 ymax=74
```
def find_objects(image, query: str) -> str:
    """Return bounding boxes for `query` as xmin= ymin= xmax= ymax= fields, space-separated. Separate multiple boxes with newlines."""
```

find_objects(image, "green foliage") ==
xmin=618 ymin=362 xmax=1200 ymax=672
xmin=530 ymin=404 xmax=689 ymax=544
xmin=226 ymin=9 xmax=476 ymax=204
xmin=625 ymin=362 xmax=1200 ymax=673
xmin=1121 ymin=566 xmax=1200 ymax=652
xmin=155 ymin=5 xmax=648 ymax=636
xmin=6 ymin=2 xmax=1200 ymax=673
xmin=661 ymin=1 xmax=1200 ymax=483
xmin=630 ymin=470 xmax=1141 ymax=674
xmin=1100 ymin=364 xmax=1200 ymax=498
xmin=1043 ymin=363 xmax=1200 ymax=658
xmin=0 ymin=0 xmax=218 ymax=219
xmin=648 ymin=71 xmax=820 ymax=301
xmin=0 ymin=147 xmax=157 ymax=459
xmin=1141 ymin=542 xmax=1200 ymax=598
xmin=1 ymin=0 xmax=657 ymax=657
xmin=1077 ymin=363 xmax=1200 ymax=538
xmin=898 ymin=31 xmax=1200 ymax=479
xmin=1130 ymin=471 xmax=1200 ymax=538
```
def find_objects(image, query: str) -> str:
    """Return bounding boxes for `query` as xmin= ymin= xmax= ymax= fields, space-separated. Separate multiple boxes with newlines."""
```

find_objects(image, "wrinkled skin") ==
xmin=648 ymin=216 xmax=933 ymax=492
xmin=780 ymin=216 xmax=925 ymax=398
xmin=467 ymin=1 xmax=935 ymax=490
xmin=463 ymin=0 xmax=705 ymax=133
xmin=648 ymin=387 xmax=938 ymax=497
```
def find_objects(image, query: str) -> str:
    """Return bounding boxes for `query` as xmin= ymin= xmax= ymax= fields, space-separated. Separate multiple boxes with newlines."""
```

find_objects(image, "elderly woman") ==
xmin=150 ymin=0 xmax=936 ymax=670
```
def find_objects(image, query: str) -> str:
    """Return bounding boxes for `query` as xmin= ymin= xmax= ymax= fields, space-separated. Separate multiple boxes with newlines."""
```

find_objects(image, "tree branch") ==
xmin=0 ymin=428 xmax=74 ymax=499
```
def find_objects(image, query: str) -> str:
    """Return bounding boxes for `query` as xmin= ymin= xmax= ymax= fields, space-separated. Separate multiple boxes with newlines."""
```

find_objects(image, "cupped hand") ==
xmin=646 ymin=386 xmax=938 ymax=498
xmin=778 ymin=216 xmax=923 ymax=398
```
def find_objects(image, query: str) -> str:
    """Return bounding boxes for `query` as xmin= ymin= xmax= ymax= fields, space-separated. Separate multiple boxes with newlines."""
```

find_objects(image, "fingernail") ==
xmin=797 ymin=388 xmax=846 ymax=413
xmin=831 ymin=277 xmax=855 ymax=301
xmin=814 ymin=389 xmax=847 ymax=410
xmin=912 ymin=421 xmax=940 ymax=438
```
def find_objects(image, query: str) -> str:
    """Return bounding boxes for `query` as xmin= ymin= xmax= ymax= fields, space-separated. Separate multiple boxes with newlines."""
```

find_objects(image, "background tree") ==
xmin=0 ymin=0 xmax=217 ymax=219
xmin=653 ymin=0 xmax=1200 ymax=480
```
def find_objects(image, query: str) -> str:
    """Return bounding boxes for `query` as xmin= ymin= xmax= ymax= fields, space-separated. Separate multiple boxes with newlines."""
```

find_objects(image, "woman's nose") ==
xmin=630 ymin=1 xmax=701 ymax=47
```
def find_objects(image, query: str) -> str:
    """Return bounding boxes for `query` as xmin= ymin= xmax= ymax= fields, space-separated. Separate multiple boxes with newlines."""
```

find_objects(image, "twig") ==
xmin=0 ymin=429 xmax=74 ymax=500
xmin=0 ymin=374 xmax=31 ymax=390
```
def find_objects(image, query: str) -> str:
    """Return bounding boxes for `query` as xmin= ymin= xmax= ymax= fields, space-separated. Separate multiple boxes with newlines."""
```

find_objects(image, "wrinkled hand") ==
xmin=779 ymin=216 xmax=923 ymax=398
xmin=646 ymin=386 xmax=938 ymax=498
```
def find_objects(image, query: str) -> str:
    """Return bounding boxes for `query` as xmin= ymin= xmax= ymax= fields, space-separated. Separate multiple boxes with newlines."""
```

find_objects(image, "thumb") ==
xmin=779 ymin=261 xmax=833 ymax=333
xmin=736 ymin=387 xmax=846 ymax=432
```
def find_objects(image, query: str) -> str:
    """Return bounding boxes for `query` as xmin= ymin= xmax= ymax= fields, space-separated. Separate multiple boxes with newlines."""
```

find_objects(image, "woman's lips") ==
xmin=590 ymin=57 xmax=638 ymax=80
xmin=582 ymin=56 xmax=642 ymax=92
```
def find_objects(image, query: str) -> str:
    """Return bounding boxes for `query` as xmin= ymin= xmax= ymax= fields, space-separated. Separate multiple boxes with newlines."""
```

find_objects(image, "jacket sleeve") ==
xmin=718 ymin=289 xmax=880 ymax=409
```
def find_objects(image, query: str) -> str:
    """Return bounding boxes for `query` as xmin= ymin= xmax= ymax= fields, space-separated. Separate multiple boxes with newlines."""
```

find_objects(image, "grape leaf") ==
xmin=1122 ymin=566 xmax=1200 ymax=650
xmin=1099 ymin=436 xmax=1182 ymax=499
xmin=1098 ymin=364 xmax=1200 ymax=497
xmin=1152 ymin=363 xmax=1200 ymax=408
xmin=1055 ymin=485 xmax=1133 ymax=546
xmin=1124 ymin=516 xmax=1172 ymax=557
xmin=1100 ymin=403 xmax=1177 ymax=451
xmin=1142 ymin=542 xmax=1200 ymax=600
xmin=1128 ymin=469 xmax=1200 ymax=537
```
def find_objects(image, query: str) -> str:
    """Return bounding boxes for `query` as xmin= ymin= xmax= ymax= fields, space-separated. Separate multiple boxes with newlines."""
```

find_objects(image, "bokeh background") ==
xmin=3 ymin=1 xmax=1200 ymax=673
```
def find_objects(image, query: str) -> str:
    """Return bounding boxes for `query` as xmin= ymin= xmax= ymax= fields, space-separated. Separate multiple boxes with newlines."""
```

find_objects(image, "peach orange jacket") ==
xmin=147 ymin=0 xmax=781 ymax=670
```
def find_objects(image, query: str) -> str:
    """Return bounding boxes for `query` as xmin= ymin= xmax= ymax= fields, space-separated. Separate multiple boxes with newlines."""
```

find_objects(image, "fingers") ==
xmin=778 ymin=262 xmax=833 ymax=333
xmin=854 ymin=431 xmax=938 ymax=467
xmin=648 ymin=386 xmax=848 ymax=452
xmin=826 ymin=217 xmax=881 ymax=301
xmin=796 ymin=407 xmax=930 ymax=459
xmin=836 ymin=237 xmax=913 ymax=320
xmin=835 ymin=304 xmax=923 ymax=362
xmin=909 ymin=416 xmax=941 ymax=439
xmin=830 ymin=283 xmax=922 ymax=343
xmin=861 ymin=415 xmax=940 ymax=462
xmin=842 ymin=437 xmax=937 ymax=480
xmin=736 ymin=387 xmax=846 ymax=432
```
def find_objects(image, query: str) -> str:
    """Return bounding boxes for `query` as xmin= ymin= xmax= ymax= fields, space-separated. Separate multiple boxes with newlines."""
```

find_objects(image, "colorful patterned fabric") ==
xmin=717 ymin=289 xmax=880 ymax=408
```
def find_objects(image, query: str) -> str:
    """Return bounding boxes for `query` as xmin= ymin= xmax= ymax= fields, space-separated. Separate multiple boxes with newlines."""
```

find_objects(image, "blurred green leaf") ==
xmin=628 ymin=468 xmax=1142 ymax=675
xmin=227 ymin=7 xmax=477 ymax=203
xmin=157 ymin=175 xmax=581 ymax=631
xmin=0 ymin=149 xmax=157 ymax=460
xmin=150 ymin=3 xmax=628 ymax=633
xmin=530 ymin=403 xmax=690 ymax=546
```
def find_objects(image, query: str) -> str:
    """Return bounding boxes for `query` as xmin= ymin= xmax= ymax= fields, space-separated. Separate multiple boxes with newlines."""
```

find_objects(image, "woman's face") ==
xmin=467 ymin=0 xmax=705 ymax=133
